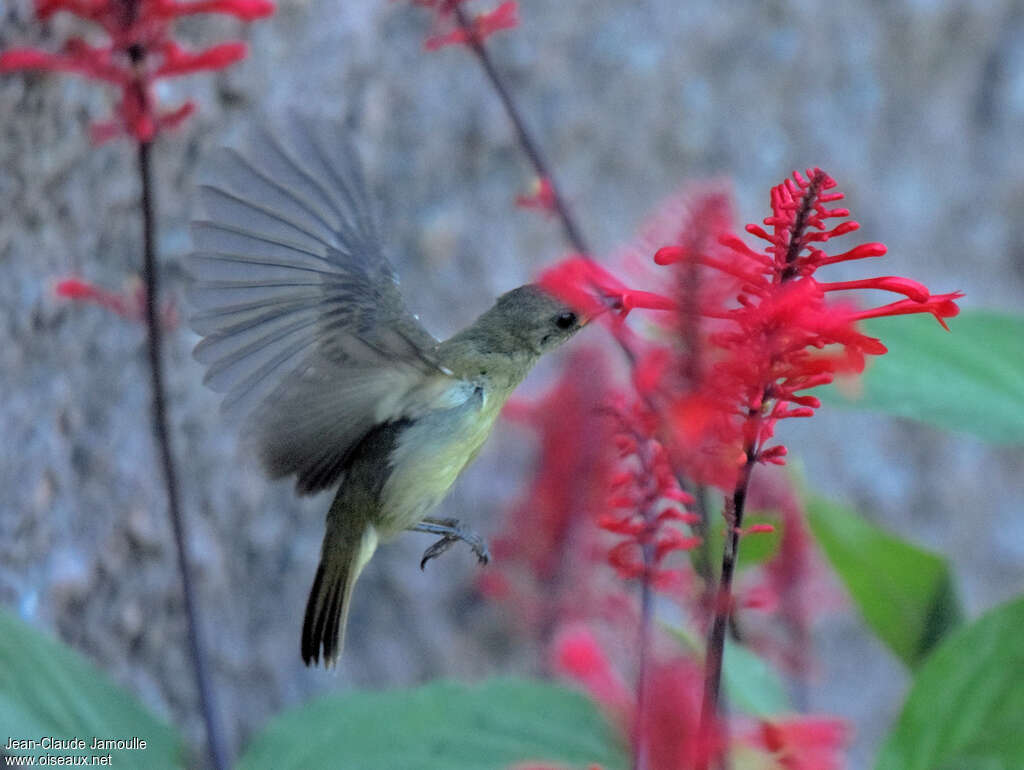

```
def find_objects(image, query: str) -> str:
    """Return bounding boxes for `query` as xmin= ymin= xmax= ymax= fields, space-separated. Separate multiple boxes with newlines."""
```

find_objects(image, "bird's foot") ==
xmin=412 ymin=517 xmax=490 ymax=570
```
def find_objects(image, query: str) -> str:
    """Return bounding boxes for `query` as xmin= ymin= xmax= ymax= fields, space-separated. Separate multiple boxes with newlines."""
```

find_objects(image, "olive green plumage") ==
xmin=189 ymin=117 xmax=583 ymax=666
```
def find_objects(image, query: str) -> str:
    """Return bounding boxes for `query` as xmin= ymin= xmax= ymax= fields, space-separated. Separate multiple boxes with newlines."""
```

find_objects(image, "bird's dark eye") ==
xmin=555 ymin=311 xmax=577 ymax=330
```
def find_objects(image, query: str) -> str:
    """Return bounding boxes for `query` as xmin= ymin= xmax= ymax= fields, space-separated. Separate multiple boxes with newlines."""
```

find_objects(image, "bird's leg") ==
xmin=412 ymin=517 xmax=490 ymax=569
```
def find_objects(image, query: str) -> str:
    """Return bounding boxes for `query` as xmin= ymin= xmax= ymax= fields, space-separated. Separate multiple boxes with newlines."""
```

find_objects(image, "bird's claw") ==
xmin=419 ymin=527 xmax=490 ymax=570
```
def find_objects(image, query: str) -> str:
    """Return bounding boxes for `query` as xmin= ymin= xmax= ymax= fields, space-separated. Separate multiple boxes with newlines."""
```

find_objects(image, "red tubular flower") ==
xmin=0 ymin=0 xmax=273 ymax=143
xmin=54 ymin=276 xmax=178 ymax=328
xmin=55 ymin=277 xmax=135 ymax=317
xmin=539 ymin=255 xmax=677 ymax=321
xmin=423 ymin=1 xmax=519 ymax=51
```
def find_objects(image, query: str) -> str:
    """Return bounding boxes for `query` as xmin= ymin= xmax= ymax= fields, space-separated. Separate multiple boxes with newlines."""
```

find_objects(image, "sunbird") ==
xmin=188 ymin=118 xmax=585 ymax=666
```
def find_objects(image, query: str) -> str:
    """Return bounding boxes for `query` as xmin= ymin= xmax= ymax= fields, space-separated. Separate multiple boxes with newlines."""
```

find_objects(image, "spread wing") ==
xmin=188 ymin=117 xmax=446 ymax=494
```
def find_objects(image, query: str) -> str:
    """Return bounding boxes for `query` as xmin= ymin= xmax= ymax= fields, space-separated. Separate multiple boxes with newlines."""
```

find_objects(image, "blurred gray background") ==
xmin=2 ymin=0 xmax=1023 ymax=767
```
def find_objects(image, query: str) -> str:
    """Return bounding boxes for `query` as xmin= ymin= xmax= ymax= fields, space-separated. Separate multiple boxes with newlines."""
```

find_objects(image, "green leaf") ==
xmin=665 ymin=626 xmax=790 ymax=717
xmin=805 ymin=496 xmax=962 ymax=668
xmin=876 ymin=597 xmax=1024 ymax=770
xmin=0 ymin=609 xmax=184 ymax=767
xmin=820 ymin=311 xmax=1024 ymax=444
xmin=701 ymin=509 xmax=783 ymax=577
xmin=237 ymin=678 xmax=628 ymax=770
xmin=721 ymin=638 xmax=790 ymax=718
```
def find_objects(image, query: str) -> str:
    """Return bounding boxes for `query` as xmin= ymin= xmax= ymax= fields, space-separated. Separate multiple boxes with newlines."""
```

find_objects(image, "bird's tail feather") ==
xmin=301 ymin=522 xmax=378 ymax=667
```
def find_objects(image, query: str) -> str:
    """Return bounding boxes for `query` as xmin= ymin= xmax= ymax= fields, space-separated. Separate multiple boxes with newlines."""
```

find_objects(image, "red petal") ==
xmin=818 ymin=275 xmax=930 ymax=302
xmin=163 ymin=0 xmax=275 ymax=19
xmin=155 ymin=41 xmax=247 ymax=77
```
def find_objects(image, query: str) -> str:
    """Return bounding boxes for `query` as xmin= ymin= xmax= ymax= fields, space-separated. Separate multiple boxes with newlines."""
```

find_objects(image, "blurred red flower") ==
xmin=0 ymin=0 xmax=274 ymax=142
xmin=421 ymin=1 xmax=519 ymax=51
xmin=479 ymin=347 xmax=622 ymax=634
xmin=54 ymin=276 xmax=178 ymax=327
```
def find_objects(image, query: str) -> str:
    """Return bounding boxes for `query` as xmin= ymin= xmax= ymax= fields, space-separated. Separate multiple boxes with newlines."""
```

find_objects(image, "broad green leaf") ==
xmin=722 ymin=638 xmax=790 ymax=718
xmin=666 ymin=626 xmax=790 ymax=717
xmin=0 ymin=609 xmax=183 ymax=767
xmin=237 ymin=678 xmax=627 ymax=770
xmin=820 ymin=311 xmax=1024 ymax=444
xmin=806 ymin=497 xmax=962 ymax=668
xmin=876 ymin=597 xmax=1024 ymax=770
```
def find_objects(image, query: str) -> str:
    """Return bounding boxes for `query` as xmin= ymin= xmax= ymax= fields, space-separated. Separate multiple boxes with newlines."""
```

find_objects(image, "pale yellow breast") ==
xmin=376 ymin=383 xmax=504 ymax=536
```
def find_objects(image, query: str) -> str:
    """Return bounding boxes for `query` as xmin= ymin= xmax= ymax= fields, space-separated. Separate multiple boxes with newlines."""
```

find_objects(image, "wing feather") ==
xmin=188 ymin=116 xmax=445 ymax=494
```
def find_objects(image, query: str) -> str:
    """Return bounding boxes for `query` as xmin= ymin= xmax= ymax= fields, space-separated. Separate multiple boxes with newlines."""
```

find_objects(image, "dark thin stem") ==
xmin=445 ymin=15 xmax=691 ymax=769
xmin=696 ymin=430 xmax=758 ymax=770
xmin=452 ymin=4 xmax=591 ymax=255
xmin=137 ymin=141 xmax=228 ymax=770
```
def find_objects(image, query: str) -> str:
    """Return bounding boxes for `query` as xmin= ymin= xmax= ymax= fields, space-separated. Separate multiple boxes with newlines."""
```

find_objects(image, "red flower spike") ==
xmin=597 ymin=401 xmax=700 ymax=589
xmin=2 ymin=0 xmax=273 ymax=142
xmin=633 ymin=169 xmax=962 ymax=493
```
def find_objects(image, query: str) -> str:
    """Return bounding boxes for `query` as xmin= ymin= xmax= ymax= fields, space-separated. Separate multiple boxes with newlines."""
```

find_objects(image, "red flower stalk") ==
xmin=672 ymin=169 xmax=962 ymax=766
xmin=422 ymin=0 xmax=519 ymax=51
xmin=637 ymin=169 xmax=963 ymax=490
xmin=0 ymin=0 xmax=273 ymax=142
xmin=599 ymin=398 xmax=699 ymax=589
xmin=5 ymin=5 xmax=273 ymax=769
xmin=538 ymin=170 xmax=960 ymax=769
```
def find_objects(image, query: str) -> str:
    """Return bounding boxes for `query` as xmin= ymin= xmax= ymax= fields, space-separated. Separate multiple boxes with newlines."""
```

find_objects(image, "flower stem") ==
xmin=448 ymin=19 xmax=689 ymax=769
xmin=696 ymin=438 xmax=757 ymax=770
xmin=452 ymin=4 xmax=590 ymax=256
xmin=137 ymin=140 xmax=228 ymax=770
